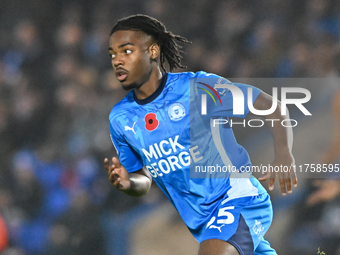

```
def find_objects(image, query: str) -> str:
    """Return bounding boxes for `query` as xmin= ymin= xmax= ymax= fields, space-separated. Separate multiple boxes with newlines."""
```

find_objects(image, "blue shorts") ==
xmin=195 ymin=193 xmax=277 ymax=255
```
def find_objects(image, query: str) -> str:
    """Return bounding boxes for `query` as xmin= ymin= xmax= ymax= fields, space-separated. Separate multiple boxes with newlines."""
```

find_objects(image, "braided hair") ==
xmin=110 ymin=14 xmax=190 ymax=72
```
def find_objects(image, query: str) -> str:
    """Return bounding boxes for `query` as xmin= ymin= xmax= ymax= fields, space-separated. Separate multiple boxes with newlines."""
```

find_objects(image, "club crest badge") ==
xmin=168 ymin=103 xmax=185 ymax=121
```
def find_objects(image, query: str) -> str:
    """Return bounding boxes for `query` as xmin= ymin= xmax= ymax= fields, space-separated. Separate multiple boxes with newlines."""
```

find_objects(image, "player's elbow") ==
xmin=137 ymin=179 xmax=152 ymax=197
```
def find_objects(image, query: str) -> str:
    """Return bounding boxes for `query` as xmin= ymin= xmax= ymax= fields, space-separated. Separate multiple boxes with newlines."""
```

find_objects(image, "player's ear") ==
xmin=149 ymin=43 xmax=160 ymax=60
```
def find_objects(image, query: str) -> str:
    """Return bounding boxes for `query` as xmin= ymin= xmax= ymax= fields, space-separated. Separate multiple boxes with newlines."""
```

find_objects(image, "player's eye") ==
xmin=125 ymin=49 xmax=132 ymax=54
xmin=110 ymin=53 xmax=115 ymax=59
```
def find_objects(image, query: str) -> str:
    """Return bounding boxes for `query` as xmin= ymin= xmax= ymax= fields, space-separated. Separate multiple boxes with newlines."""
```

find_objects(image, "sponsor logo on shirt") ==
xmin=142 ymin=135 xmax=203 ymax=178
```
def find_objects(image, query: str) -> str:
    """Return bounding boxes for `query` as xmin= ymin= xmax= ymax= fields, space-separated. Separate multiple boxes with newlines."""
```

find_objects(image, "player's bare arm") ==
xmin=252 ymin=91 xmax=298 ymax=195
xmin=104 ymin=157 xmax=152 ymax=197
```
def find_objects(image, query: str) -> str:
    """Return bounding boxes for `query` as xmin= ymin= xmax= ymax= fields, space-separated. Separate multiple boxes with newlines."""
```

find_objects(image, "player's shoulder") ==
xmin=166 ymin=71 xmax=197 ymax=83
xmin=171 ymin=71 xmax=233 ymax=85
xmin=168 ymin=71 xmax=224 ymax=79
xmin=167 ymin=71 xmax=231 ymax=89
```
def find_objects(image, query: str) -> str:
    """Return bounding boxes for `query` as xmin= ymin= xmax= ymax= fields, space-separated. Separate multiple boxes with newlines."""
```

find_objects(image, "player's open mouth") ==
xmin=116 ymin=70 xmax=128 ymax=82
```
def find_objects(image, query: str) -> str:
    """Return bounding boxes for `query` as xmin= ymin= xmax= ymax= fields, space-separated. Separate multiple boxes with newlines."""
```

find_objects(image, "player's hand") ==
xmin=104 ymin=157 xmax=131 ymax=191
xmin=258 ymin=152 xmax=298 ymax=195
xmin=307 ymin=179 xmax=340 ymax=206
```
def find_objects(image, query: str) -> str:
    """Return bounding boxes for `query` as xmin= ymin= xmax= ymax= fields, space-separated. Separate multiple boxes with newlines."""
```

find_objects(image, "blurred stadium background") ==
xmin=1 ymin=0 xmax=340 ymax=254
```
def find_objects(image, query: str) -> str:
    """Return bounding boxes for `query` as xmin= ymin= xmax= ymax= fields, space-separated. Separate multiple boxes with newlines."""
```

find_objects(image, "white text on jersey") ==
xmin=142 ymin=135 xmax=202 ymax=178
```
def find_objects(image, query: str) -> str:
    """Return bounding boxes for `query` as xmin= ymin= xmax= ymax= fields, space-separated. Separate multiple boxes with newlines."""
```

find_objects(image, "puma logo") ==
xmin=209 ymin=224 xmax=225 ymax=233
xmin=124 ymin=122 xmax=136 ymax=134
xmin=206 ymin=217 xmax=225 ymax=233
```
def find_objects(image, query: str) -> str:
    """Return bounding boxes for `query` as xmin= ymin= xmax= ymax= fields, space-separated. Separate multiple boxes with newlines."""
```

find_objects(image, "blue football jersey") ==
xmin=109 ymin=71 xmax=267 ymax=234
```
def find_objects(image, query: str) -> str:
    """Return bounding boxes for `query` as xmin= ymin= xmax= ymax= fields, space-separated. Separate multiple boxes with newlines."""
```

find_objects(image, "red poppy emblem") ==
xmin=145 ymin=113 xmax=159 ymax=131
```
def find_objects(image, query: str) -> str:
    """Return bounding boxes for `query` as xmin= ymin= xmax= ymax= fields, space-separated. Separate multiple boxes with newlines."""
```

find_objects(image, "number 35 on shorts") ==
xmin=206 ymin=206 xmax=235 ymax=231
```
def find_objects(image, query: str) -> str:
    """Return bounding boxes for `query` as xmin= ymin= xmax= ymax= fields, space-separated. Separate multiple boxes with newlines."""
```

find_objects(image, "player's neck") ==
xmin=133 ymin=68 xmax=163 ymax=100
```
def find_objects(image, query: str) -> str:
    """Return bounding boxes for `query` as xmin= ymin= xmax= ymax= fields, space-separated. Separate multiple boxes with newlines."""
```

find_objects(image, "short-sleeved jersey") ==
xmin=109 ymin=71 xmax=267 ymax=234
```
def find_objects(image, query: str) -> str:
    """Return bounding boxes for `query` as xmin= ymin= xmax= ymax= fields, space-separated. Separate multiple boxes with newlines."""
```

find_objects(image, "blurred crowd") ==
xmin=1 ymin=0 xmax=340 ymax=254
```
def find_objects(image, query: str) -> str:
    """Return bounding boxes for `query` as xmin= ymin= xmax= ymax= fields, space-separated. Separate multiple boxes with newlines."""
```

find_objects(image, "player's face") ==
xmin=109 ymin=30 xmax=155 ymax=90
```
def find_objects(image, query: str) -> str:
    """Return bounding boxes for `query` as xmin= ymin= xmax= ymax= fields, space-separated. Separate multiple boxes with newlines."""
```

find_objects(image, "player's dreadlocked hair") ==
xmin=110 ymin=14 xmax=190 ymax=72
